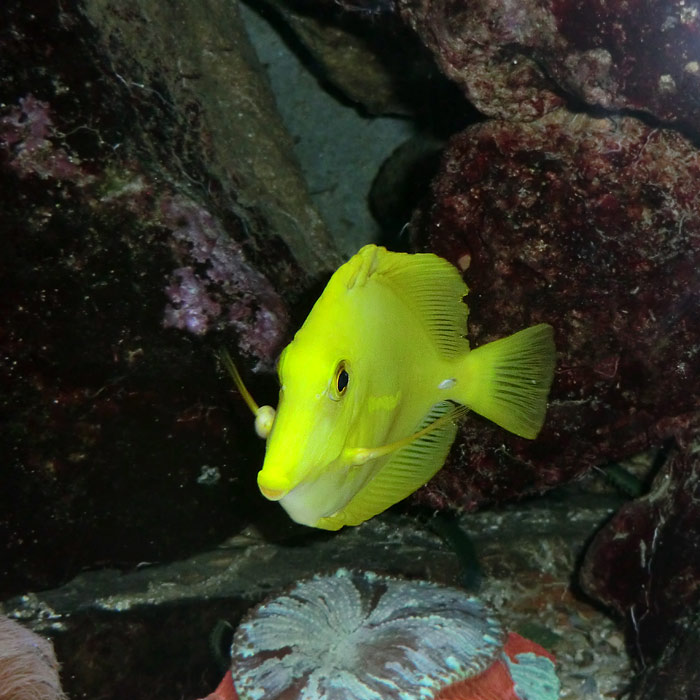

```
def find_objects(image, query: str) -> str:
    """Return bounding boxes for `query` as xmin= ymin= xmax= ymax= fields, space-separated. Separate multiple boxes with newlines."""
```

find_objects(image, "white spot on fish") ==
xmin=438 ymin=378 xmax=456 ymax=390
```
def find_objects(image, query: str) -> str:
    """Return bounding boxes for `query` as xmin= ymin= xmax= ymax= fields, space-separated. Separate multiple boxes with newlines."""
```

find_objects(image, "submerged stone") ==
xmin=398 ymin=0 xmax=700 ymax=131
xmin=580 ymin=417 xmax=700 ymax=698
xmin=411 ymin=109 xmax=700 ymax=511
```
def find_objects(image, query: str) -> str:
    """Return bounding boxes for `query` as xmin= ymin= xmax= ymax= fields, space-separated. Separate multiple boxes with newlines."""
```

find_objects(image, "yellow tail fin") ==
xmin=459 ymin=323 xmax=555 ymax=439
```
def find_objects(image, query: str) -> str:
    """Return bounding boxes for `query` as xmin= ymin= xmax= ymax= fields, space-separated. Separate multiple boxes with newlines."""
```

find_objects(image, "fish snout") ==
xmin=259 ymin=485 xmax=287 ymax=501
xmin=257 ymin=470 xmax=290 ymax=501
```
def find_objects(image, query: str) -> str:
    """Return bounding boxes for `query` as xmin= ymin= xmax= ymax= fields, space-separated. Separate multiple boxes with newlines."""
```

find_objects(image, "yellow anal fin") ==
xmin=459 ymin=323 xmax=556 ymax=439
xmin=317 ymin=402 xmax=466 ymax=530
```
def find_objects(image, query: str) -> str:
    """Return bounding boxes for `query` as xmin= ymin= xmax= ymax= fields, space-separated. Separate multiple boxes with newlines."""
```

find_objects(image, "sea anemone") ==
xmin=217 ymin=569 xmax=559 ymax=700
xmin=0 ymin=615 xmax=67 ymax=700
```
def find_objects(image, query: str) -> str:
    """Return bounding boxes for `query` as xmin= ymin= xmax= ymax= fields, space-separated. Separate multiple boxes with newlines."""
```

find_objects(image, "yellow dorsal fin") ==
xmin=316 ymin=402 xmax=465 ymax=530
xmin=345 ymin=244 xmax=380 ymax=289
xmin=458 ymin=323 xmax=556 ymax=439
xmin=360 ymin=245 xmax=471 ymax=359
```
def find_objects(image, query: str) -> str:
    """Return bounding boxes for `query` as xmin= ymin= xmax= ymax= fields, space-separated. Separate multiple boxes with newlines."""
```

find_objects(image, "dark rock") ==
xmin=399 ymin=0 xmax=700 ymax=131
xmin=369 ymin=134 xmax=445 ymax=237
xmin=628 ymin=610 xmax=700 ymax=700
xmin=580 ymin=417 xmax=700 ymax=696
xmin=53 ymin=602 xmax=239 ymax=700
xmin=253 ymin=0 xmax=418 ymax=116
xmin=251 ymin=0 xmax=475 ymax=131
xmin=411 ymin=109 xmax=700 ymax=510
xmin=0 ymin=0 xmax=338 ymax=597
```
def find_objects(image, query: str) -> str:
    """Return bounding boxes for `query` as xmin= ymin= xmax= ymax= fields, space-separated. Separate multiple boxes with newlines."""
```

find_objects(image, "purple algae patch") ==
xmin=0 ymin=95 xmax=93 ymax=183
xmin=161 ymin=194 xmax=289 ymax=361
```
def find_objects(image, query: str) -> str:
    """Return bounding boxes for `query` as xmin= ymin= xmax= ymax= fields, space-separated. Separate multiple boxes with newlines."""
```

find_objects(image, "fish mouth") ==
xmin=257 ymin=469 xmax=291 ymax=501
xmin=259 ymin=485 xmax=288 ymax=501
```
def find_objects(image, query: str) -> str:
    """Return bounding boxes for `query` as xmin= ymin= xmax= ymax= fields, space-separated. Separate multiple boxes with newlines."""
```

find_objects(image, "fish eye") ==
xmin=333 ymin=361 xmax=349 ymax=399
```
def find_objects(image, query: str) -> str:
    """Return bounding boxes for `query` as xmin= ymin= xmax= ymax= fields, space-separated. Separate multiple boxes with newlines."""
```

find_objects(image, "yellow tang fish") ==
xmin=221 ymin=244 xmax=555 ymax=531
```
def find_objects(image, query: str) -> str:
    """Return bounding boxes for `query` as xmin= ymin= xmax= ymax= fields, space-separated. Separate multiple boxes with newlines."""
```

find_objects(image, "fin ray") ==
xmin=458 ymin=323 xmax=556 ymax=439
xmin=369 ymin=246 xmax=470 ymax=359
xmin=218 ymin=349 xmax=259 ymax=415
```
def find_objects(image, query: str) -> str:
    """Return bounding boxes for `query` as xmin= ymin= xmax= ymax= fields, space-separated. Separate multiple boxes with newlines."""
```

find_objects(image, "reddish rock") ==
xmin=399 ymin=0 xmax=700 ymax=129
xmin=582 ymin=439 xmax=700 ymax=660
xmin=580 ymin=417 xmax=700 ymax=698
xmin=399 ymin=0 xmax=563 ymax=121
xmin=411 ymin=109 xmax=700 ymax=510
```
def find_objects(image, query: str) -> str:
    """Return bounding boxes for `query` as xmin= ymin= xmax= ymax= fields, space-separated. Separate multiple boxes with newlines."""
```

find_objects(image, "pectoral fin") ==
xmin=218 ymin=349 xmax=275 ymax=438
xmin=344 ymin=404 xmax=468 ymax=465
xmin=316 ymin=402 xmax=465 ymax=530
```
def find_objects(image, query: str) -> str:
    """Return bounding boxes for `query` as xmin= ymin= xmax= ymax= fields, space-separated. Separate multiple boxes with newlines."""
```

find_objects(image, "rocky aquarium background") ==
xmin=0 ymin=0 xmax=339 ymax=599
xmin=1 ymin=1 xmax=699 ymax=699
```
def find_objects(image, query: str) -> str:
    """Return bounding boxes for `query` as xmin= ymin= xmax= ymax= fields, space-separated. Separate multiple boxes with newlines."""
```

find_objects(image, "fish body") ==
xmin=254 ymin=244 xmax=555 ymax=530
